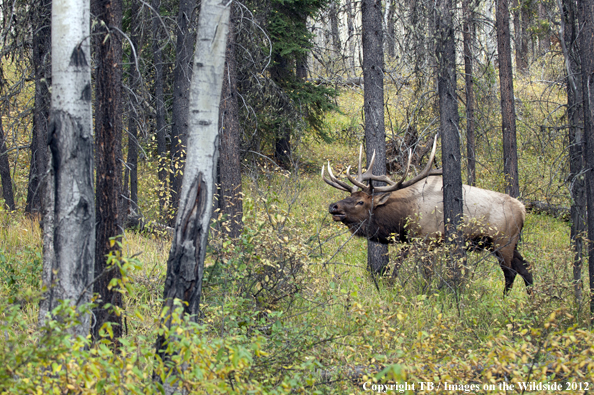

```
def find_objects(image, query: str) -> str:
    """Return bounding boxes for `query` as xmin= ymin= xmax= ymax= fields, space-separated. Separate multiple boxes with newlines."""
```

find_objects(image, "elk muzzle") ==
xmin=329 ymin=202 xmax=345 ymax=221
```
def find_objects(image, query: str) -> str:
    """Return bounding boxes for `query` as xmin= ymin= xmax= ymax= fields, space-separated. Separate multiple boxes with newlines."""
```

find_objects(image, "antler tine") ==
xmin=358 ymin=144 xmax=363 ymax=179
xmin=322 ymin=165 xmax=342 ymax=191
xmin=346 ymin=165 xmax=369 ymax=190
xmin=366 ymin=149 xmax=376 ymax=179
xmin=322 ymin=137 xmax=439 ymax=195
xmin=349 ymin=149 xmax=401 ymax=190
xmin=327 ymin=162 xmax=355 ymax=191
xmin=321 ymin=162 xmax=356 ymax=193
xmin=352 ymin=148 xmax=377 ymax=186
xmin=373 ymin=134 xmax=439 ymax=193
xmin=394 ymin=148 xmax=412 ymax=187
xmin=326 ymin=161 xmax=338 ymax=180
xmin=396 ymin=133 xmax=439 ymax=189
xmin=321 ymin=164 xmax=349 ymax=192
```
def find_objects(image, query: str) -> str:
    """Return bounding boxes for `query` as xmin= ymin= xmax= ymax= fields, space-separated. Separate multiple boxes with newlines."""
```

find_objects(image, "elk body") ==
xmin=322 ymin=137 xmax=533 ymax=294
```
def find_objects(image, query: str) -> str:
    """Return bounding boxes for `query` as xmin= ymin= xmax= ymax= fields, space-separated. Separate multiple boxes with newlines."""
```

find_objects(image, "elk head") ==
xmin=322 ymin=135 xmax=441 ymax=236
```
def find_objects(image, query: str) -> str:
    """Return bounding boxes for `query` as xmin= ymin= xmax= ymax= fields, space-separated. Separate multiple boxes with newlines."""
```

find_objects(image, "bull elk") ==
xmin=322 ymin=136 xmax=533 ymax=294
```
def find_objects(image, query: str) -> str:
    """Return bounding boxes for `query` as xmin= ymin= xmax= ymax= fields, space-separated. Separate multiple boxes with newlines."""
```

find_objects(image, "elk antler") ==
xmin=373 ymin=133 xmax=440 ymax=192
xmin=321 ymin=134 xmax=440 ymax=194
xmin=321 ymin=161 xmax=358 ymax=193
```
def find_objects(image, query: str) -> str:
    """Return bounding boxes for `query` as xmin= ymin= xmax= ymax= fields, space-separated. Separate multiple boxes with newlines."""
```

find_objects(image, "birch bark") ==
xmin=156 ymin=0 xmax=230 ymax=356
xmin=39 ymin=0 xmax=94 ymax=338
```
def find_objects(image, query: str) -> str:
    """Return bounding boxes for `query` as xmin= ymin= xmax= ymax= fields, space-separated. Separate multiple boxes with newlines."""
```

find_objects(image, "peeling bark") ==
xmin=156 ymin=0 xmax=230 ymax=359
xmin=39 ymin=0 xmax=94 ymax=337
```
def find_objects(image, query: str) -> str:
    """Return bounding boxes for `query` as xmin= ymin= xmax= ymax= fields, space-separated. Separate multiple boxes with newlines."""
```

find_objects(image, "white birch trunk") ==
xmin=159 ymin=0 xmax=230 ymax=333
xmin=39 ymin=0 xmax=94 ymax=338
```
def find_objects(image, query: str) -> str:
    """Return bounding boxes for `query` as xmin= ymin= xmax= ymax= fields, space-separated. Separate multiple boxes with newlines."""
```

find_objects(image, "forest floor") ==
xmin=1 ymin=82 xmax=594 ymax=393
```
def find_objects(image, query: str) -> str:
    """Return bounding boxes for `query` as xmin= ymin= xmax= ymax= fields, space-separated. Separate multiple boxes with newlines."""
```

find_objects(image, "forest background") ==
xmin=0 ymin=0 xmax=593 ymax=392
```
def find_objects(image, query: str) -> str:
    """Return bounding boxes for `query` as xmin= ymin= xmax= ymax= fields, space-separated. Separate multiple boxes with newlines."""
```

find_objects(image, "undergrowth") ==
xmin=1 ymin=68 xmax=593 ymax=392
xmin=1 ymin=160 xmax=592 ymax=393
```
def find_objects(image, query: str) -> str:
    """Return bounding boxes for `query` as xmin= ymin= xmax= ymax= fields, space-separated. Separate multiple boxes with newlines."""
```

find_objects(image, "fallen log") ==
xmin=308 ymin=74 xmax=408 ymax=88
xmin=308 ymin=76 xmax=364 ymax=87
xmin=521 ymin=200 xmax=570 ymax=221
xmin=125 ymin=212 xmax=173 ymax=237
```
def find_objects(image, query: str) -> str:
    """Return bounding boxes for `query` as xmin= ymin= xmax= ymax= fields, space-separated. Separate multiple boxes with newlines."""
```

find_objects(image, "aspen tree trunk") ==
xmin=538 ymin=2 xmax=550 ymax=54
xmin=39 ymin=0 xmax=95 ymax=338
xmin=512 ymin=0 xmax=528 ymax=73
xmin=156 ymin=0 xmax=230 ymax=357
xmin=519 ymin=2 xmax=530 ymax=71
xmin=345 ymin=0 xmax=357 ymax=77
xmin=484 ymin=0 xmax=497 ymax=72
xmin=329 ymin=0 xmax=341 ymax=56
xmin=385 ymin=0 xmax=396 ymax=59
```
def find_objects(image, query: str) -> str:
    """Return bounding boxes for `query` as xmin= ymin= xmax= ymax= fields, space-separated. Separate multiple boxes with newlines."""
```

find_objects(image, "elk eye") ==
xmin=356 ymin=201 xmax=364 ymax=206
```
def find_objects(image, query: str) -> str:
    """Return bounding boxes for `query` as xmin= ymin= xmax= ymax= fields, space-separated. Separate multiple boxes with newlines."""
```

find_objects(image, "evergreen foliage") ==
xmin=237 ymin=0 xmax=337 ymax=156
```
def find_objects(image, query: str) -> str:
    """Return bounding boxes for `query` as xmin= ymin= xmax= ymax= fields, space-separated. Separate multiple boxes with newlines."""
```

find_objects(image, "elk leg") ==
xmin=495 ymin=251 xmax=516 ymax=295
xmin=501 ymin=265 xmax=517 ymax=295
xmin=511 ymin=249 xmax=533 ymax=293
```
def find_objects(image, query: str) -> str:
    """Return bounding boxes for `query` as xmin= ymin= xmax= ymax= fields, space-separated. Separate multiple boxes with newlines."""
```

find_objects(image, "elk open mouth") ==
xmin=331 ymin=214 xmax=346 ymax=221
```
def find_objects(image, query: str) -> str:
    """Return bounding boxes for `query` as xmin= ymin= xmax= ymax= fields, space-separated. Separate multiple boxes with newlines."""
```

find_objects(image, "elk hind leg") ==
xmin=511 ymin=249 xmax=533 ymax=294
xmin=495 ymin=251 xmax=516 ymax=295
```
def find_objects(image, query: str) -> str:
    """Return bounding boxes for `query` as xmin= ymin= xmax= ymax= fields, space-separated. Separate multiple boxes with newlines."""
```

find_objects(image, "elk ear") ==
xmin=373 ymin=193 xmax=391 ymax=208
